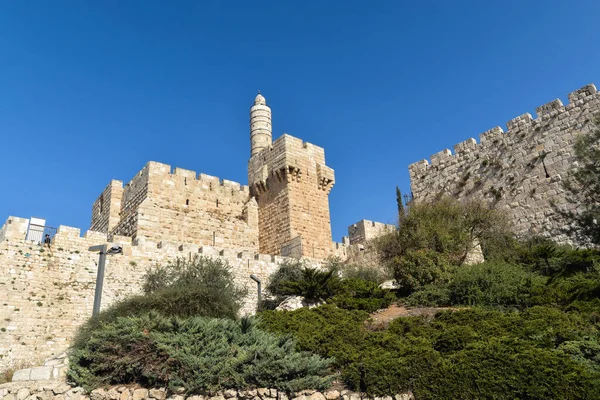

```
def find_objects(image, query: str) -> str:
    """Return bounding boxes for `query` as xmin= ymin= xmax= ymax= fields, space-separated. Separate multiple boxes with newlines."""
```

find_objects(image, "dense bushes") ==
xmin=108 ymin=256 xmax=245 ymax=321
xmin=378 ymin=197 xmax=509 ymax=267
xmin=69 ymin=313 xmax=333 ymax=393
xmin=69 ymin=256 xmax=333 ymax=393
xmin=259 ymin=306 xmax=600 ymax=398
xmin=377 ymin=197 xmax=511 ymax=295
xmin=329 ymin=278 xmax=396 ymax=312
xmin=266 ymin=261 xmax=394 ymax=313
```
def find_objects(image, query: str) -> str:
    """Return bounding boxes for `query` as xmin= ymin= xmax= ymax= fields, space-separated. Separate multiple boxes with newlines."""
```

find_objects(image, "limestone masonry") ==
xmin=409 ymin=83 xmax=600 ymax=245
xmin=3 ymin=84 xmax=596 ymax=373
xmin=0 ymin=94 xmax=383 ymax=370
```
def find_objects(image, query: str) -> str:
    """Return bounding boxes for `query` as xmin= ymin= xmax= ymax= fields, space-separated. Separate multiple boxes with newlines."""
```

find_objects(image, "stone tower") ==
xmin=250 ymin=92 xmax=272 ymax=157
xmin=248 ymin=93 xmax=335 ymax=259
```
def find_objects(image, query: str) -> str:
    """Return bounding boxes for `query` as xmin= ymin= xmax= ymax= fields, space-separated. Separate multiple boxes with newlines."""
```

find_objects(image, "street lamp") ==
xmin=89 ymin=244 xmax=123 ymax=317
xmin=250 ymin=274 xmax=262 ymax=309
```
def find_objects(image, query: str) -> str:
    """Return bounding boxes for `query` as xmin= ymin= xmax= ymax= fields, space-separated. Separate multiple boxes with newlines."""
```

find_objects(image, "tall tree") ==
xmin=396 ymin=186 xmax=405 ymax=223
xmin=560 ymin=116 xmax=600 ymax=246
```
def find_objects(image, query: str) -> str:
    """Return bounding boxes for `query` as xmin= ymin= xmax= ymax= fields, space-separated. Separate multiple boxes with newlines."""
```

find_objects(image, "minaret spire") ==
xmin=249 ymin=92 xmax=272 ymax=157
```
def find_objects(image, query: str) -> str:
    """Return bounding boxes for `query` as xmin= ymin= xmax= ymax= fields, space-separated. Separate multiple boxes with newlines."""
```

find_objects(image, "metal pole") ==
xmin=250 ymin=274 xmax=261 ymax=308
xmin=92 ymin=244 xmax=107 ymax=317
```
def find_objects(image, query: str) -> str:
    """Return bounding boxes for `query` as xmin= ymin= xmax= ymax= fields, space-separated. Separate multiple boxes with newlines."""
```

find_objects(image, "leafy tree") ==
xmin=377 ymin=197 xmax=510 ymax=267
xmin=560 ymin=116 xmax=600 ymax=246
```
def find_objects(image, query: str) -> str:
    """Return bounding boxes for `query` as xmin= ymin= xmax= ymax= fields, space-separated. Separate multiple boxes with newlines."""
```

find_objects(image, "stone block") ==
xmin=149 ymin=389 xmax=166 ymax=400
xmin=28 ymin=367 xmax=52 ymax=381
xmin=15 ymin=389 xmax=29 ymax=400
xmin=132 ymin=389 xmax=148 ymax=400
xmin=10 ymin=369 xmax=31 ymax=382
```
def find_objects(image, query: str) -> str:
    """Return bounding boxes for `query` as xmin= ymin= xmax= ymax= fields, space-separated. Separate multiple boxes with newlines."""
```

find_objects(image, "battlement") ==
xmin=143 ymin=161 xmax=250 ymax=195
xmin=408 ymin=83 xmax=598 ymax=173
xmin=408 ymin=83 xmax=600 ymax=245
xmin=348 ymin=219 xmax=396 ymax=245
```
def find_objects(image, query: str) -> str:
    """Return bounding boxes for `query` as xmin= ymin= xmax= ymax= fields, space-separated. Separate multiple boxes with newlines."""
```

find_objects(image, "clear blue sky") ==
xmin=1 ymin=1 xmax=600 ymax=242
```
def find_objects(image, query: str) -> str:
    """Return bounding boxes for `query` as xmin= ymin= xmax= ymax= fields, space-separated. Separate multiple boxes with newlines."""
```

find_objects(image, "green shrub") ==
xmin=266 ymin=259 xmax=305 ymax=297
xmin=328 ymin=278 xmax=396 ymax=312
xmin=277 ymin=267 xmax=341 ymax=302
xmin=77 ymin=256 xmax=246 ymax=344
xmin=448 ymin=262 xmax=544 ymax=307
xmin=418 ymin=337 xmax=600 ymax=400
xmin=405 ymin=283 xmax=451 ymax=307
xmin=377 ymin=197 xmax=510 ymax=266
xmin=260 ymin=306 xmax=600 ymax=398
xmin=389 ymin=249 xmax=451 ymax=295
xmin=68 ymin=313 xmax=333 ymax=393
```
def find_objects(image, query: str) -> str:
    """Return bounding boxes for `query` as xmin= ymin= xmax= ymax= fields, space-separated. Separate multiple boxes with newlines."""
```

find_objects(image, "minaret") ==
xmin=250 ymin=92 xmax=272 ymax=157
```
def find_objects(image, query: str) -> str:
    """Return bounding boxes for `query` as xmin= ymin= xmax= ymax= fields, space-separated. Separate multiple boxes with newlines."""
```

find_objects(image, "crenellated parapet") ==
xmin=248 ymin=134 xmax=334 ymax=195
xmin=248 ymin=132 xmax=335 ymax=259
xmin=408 ymin=83 xmax=600 ymax=245
xmin=90 ymin=161 xmax=258 ymax=252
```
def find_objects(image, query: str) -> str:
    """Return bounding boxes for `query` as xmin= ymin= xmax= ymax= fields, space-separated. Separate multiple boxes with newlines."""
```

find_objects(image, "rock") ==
xmin=11 ymin=369 xmax=31 ymax=382
xmin=223 ymin=390 xmax=237 ymax=399
xmin=132 ymin=389 xmax=148 ymax=400
xmin=324 ymin=391 xmax=339 ymax=400
xmin=107 ymin=389 xmax=120 ymax=400
xmin=4 ymin=394 xmax=16 ymax=400
xmin=187 ymin=396 xmax=204 ymax=400
xmin=379 ymin=280 xmax=400 ymax=290
xmin=257 ymin=389 xmax=270 ymax=398
xmin=148 ymin=389 xmax=165 ymax=400
xmin=268 ymin=389 xmax=277 ymax=398
xmin=16 ymin=388 xmax=30 ymax=400
xmin=29 ymin=368 xmax=53 ymax=381
xmin=90 ymin=389 xmax=107 ymax=400
xmin=275 ymin=296 xmax=305 ymax=311
xmin=306 ymin=393 xmax=325 ymax=400
xmin=54 ymin=395 xmax=65 ymax=400
xmin=119 ymin=391 xmax=130 ymax=400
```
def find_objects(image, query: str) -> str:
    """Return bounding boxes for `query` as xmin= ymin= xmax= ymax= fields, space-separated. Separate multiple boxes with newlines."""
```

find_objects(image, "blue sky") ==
xmin=1 ymin=1 xmax=600 ymax=242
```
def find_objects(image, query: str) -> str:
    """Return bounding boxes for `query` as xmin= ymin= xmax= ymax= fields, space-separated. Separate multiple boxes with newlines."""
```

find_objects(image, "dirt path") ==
xmin=367 ymin=304 xmax=461 ymax=329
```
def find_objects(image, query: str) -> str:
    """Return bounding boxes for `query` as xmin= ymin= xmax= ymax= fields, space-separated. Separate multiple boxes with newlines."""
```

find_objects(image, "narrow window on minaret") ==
xmin=186 ymin=199 xmax=189 ymax=206
xmin=216 ymin=199 xmax=219 ymax=208
xmin=184 ymin=177 xmax=187 ymax=186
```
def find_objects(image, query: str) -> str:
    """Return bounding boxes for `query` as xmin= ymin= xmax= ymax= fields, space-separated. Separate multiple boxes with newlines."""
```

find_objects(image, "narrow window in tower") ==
xmin=186 ymin=199 xmax=189 ymax=206
xmin=216 ymin=199 xmax=219 ymax=208
xmin=184 ymin=177 xmax=187 ymax=186
xmin=99 ymin=195 xmax=104 ymax=213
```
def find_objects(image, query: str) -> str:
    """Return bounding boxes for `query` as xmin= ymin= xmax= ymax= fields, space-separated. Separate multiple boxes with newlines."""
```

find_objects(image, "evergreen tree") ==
xmin=396 ymin=186 xmax=405 ymax=223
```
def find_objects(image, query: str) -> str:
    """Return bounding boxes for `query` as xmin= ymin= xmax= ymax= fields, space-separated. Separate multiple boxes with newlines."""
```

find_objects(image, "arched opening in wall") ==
xmin=185 ymin=199 xmax=189 ymax=206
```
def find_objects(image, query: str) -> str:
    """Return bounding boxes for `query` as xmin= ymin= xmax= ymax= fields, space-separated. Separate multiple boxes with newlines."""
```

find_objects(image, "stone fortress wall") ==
xmin=91 ymin=161 xmax=259 ymax=252
xmin=0 ymin=93 xmax=395 ymax=371
xmin=0 ymin=214 xmax=382 ymax=371
xmin=0 ymin=216 xmax=322 ymax=371
xmin=409 ymin=83 xmax=600 ymax=244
